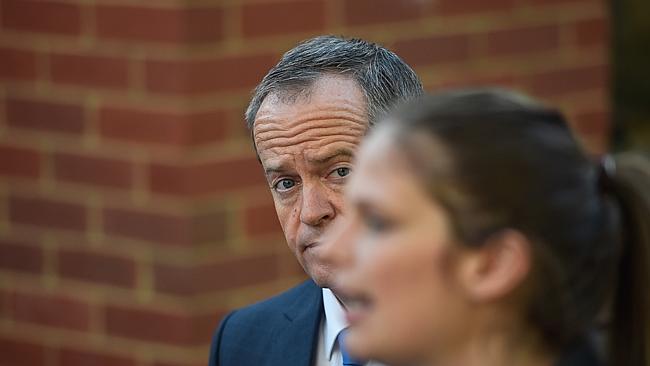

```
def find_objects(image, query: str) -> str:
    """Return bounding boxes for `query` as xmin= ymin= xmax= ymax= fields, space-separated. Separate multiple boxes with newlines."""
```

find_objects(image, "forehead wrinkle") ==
xmin=255 ymin=119 xmax=366 ymax=143
xmin=254 ymin=108 xmax=367 ymax=138
xmin=259 ymin=135 xmax=363 ymax=154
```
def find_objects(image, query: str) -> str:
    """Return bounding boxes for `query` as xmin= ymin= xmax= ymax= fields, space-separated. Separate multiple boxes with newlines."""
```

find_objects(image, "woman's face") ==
xmin=329 ymin=126 xmax=473 ymax=365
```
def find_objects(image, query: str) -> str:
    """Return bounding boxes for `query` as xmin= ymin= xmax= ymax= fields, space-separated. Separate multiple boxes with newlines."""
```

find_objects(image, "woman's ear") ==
xmin=457 ymin=229 xmax=532 ymax=302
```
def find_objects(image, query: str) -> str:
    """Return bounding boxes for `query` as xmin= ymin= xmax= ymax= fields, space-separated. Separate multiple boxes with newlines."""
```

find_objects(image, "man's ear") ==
xmin=457 ymin=229 xmax=532 ymax=302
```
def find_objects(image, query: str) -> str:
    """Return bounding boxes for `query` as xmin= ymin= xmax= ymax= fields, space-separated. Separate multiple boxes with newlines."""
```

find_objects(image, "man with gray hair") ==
xmin=209 ymin=35 xmax=423 ymax=366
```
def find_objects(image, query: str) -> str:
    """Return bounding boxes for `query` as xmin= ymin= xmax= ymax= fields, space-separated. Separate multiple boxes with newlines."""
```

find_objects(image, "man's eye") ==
xmin=274 ymin=179 xmax=296 ymax=192
xmin=331 ymin=167 xmax=351 ymax=178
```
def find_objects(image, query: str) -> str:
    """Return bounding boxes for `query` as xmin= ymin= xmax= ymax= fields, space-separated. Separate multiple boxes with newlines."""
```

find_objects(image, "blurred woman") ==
xmin=326 ymin=89 xmax=649 ymax=366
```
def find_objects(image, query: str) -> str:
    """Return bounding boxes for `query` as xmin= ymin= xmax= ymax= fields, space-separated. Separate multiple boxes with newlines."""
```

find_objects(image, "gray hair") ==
xmin=245 ymin=35 xmax=423 ymax=131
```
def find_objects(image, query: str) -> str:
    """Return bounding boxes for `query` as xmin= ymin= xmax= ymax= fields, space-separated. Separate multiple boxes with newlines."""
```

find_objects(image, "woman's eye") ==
xmin=331 ymin=167 xmax=351 ymax=178
xmin=274 ymin=179 xmax=296 ymax=192
xmin=364 ymin=213 xmax=391 ymax=232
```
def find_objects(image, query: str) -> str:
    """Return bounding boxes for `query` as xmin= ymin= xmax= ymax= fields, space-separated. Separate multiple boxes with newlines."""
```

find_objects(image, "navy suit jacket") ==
xmin=209 ymin=280 xmax=324 ymax=366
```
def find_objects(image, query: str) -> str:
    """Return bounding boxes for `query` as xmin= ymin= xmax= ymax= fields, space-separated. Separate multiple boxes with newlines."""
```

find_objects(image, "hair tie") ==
xmin=598 ymin=154 xmax=617 ymax=194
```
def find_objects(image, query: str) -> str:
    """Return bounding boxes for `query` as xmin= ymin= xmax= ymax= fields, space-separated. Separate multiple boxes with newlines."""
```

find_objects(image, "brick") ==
xmin=1 ymin=0 xmax=81 ymax=35
xmin=54 ymin=153 xmax=134 ymax=189
xmin=95 ymin=5 xmax=223 ymax=44
xmin=394 ymin=34 xmax=471 ymax=66
xmin=57 ymin=248 xmax=136 ymax=288
xmin=433 ymin=73 xmax=519 ymax=90
xmin=153 ymin=362 xmax=205 ymax=366
xmin=438 ymin=0 xmax=516 ymax=15
xmin=145 ymin=54 xmax=275 ymax=95
xmin=149 ymin=156 xmax=266 ymax=196
xmin=573 ymin=110 xmax=610 ymax=136
xmin=0 ymin=144 xmax=41 ymax=179
xmin=0 ymin=337 xmax=45 ymax=366
xmin=98 ymin=106 xmax=227 ymax=146
xmin=244 ymin=203 xmax=282 ymax=237
xmin=0 ymin=47 xmax=38 ymax=81
xmin=50 ymin=53 xmax=129 ymax=89
xmin=0 ymin=239 xmax=44 ymax=274
xmin=343 ymin=0 xmax=426 ymax=25
xmin=527 ymin=64 xmax=608 ymax=97
xmin=0 ymin=289 xmax=5 ymax=318
xmin=105 ymin=306 xmax=218 ymax=345
xmin=9 ymin=195 xmax=87 ymax=231
xmin=154 ymin=252 xmax=281 ymax=295
xmin=575 ymin=17 xmax=608 ymax=46
xmin=486 ymin=25 xmax=560 ymax=56
xmin=57 ymin=348 xmax=136 ymax=366
xmin=154 ymin=263 xmax=194 ymax=295
xmin=243 ymin=1 xmax=325 ymax=37
xmin=187 ymin=111 xmax=230 ymax=145
xmin=6 ymin=97 xmax=85 ymax=134
xmin=11 ymin=291 xmax=90 ymax=331
xmin=530 ymin=0 xmax=586 ymax=3
xmin=102 ymin=208 xmax=226 ymax=246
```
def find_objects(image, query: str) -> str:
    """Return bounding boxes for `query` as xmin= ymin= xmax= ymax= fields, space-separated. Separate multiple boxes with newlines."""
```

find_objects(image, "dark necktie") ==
xmin=337 ymin=329 xmax=364 ymax=366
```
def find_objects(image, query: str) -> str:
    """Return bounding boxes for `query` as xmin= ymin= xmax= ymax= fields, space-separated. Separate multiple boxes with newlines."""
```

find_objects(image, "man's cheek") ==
xmin=272 ymin=203 xmax=290 ymax=225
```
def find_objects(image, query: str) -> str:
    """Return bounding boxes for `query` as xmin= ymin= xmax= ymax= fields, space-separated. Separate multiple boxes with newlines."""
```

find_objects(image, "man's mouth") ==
xmin=300 ymin=241 xmax=319 ymax=253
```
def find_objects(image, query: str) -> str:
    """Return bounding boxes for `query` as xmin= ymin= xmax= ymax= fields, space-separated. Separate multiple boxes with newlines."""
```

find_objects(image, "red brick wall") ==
xmin=0 ymin=1 xmax=610 ymax=365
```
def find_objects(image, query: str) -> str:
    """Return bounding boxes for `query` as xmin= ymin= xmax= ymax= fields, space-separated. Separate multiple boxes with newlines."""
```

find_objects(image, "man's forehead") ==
xmin=253 ymin=105 xmax=368 ymax=157
xmin=255 ymin=121 xmax=366 ymax=156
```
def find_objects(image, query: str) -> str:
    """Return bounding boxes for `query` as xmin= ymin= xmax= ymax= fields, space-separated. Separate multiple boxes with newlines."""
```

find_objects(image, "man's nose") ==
xmin=299 ymin=182 xmax=336 ymax=226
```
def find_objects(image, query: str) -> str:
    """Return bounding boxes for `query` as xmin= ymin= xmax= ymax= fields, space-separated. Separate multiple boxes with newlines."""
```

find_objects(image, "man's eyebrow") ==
xmin=263 ymin=148 xmax=355 ymax=175
xmin=264 ymin=162 xmax=290 ymax=175
xmin=307 ymin=148 xmax=355 ymax=165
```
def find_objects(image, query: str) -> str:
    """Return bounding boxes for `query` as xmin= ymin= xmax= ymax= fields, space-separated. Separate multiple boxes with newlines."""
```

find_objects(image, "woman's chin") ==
xmin=345 ymin=326 xmax=376 ymax=361
xmin=347 ymin=324 xmax=419 ymax=366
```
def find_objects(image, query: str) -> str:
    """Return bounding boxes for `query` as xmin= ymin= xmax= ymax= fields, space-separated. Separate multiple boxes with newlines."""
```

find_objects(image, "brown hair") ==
xmin=388 ymin=89 xmax=649 ymax=365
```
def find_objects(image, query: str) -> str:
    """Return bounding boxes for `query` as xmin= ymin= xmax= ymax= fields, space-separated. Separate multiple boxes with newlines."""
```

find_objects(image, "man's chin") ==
xmin=305 ymin=266 xmax=335 ymax=289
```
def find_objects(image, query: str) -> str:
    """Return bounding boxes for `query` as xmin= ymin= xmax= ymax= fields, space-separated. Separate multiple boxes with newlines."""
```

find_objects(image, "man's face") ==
xmin=253 ymin=75 xmax=368 ymax=288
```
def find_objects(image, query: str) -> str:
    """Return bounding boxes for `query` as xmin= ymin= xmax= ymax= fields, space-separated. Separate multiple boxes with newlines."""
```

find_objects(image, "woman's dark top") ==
xmin=556 ymin=336 xmax=604 ymax=366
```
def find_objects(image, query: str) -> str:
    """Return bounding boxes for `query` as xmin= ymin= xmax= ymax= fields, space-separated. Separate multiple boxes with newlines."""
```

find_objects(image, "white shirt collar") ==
xmin=322 ymin=288 xmax=348 ymax=361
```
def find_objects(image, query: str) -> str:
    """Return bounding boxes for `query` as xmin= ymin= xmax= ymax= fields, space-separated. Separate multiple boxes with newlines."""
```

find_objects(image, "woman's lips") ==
xmin=346 ymin=309 xmax=362 ymax=327
xmin=340 ymin=290 xmax=373 ymax=326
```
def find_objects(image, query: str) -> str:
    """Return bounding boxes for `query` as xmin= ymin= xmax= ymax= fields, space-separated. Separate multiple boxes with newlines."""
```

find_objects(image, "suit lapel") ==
xmin=269 ymin=280 xmax=323 ymax=366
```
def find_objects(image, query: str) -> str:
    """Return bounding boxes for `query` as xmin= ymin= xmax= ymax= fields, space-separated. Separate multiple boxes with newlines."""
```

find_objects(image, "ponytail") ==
xmin=608 ymin=152 xmax=650 ymax=366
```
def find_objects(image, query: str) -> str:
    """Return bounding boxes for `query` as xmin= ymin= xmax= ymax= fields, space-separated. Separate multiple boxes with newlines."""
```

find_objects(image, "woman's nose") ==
xmin=320 ymin=216 xmax=357 ymax=272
